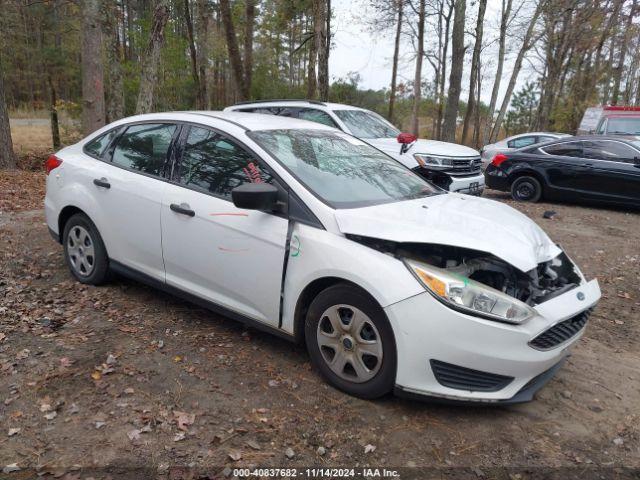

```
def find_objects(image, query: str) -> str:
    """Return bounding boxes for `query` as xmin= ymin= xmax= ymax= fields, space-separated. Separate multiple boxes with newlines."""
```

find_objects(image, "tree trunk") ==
xmin=436 ymin=0 xmax=453 ymax=140
xmin=388 ymin=0 xmax=403 ymax=121
xmin=307 ymin=31 xmax=317 ymax=99
xmin=441 ymin=0 xmax=466 ymax=142
xmin=184 ymin=0 xmax=202 ymax=108
xmin=104 ymin=2 xmax=125 ymax=122
xmin=220 ymin=0 xmax=249 ymax=101
xmin=244 ymin=0 xmax=256 ymax=99
xmin=490 ymin=0 xmax=544 ymax=143
xmin=81 ymin=0 xmax=106 ymax=134
xmin=0 ymin=57 xmax=16 ymax=169
xmin=196 ymin=0 xmax=210 ymax=108
xmin=315 ymin=0 xmax=329 ymax=101
xmin=48 ymin=76 xmax=61 ymax=150
xmin=411 ymin=0 xmax=425 ymax=136
xmin=483 ymin=0 xmax=512 ymax=144
xmin=461 ymin=0 xmax=487 ymax=145
xmin=136 ymin=0 xmax=170 ymax=114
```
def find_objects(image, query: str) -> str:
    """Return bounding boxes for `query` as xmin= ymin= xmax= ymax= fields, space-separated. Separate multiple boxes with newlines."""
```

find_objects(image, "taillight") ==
xmin=491 ymin=153 xmax=508 ymax=167
xmin=45 ymin=154 xmax=63 ymax=175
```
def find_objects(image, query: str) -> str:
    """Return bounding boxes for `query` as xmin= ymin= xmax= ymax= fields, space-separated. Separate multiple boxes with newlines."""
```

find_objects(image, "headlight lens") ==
xmin=414 ymin=154 xmax=452 ymax=168
xmin=404 ymin=259 xmax=536 ymax=324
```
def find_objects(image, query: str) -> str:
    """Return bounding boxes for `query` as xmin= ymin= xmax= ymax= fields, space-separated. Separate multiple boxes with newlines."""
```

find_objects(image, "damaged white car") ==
xmin=44 ymin=112 xmax=600 ymax=403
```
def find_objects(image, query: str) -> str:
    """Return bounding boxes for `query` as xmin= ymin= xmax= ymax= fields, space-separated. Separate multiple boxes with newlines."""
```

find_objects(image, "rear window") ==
xmin=84 ymin=129 xmax=121 ymax=158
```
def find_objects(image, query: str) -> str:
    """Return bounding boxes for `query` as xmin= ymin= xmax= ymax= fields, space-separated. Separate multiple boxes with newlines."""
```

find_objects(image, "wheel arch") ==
xmin=57 ymin=205 xmax=89 ymax=244
xmin=507 ymin=166 xmax=547 ymax=188
xmin=293 ymin=276 xmax=386 ymax=344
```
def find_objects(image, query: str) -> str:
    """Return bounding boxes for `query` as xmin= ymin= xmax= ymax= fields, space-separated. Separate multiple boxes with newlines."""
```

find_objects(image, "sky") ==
xmin=329 ymin=0 xmax=532 ymax=104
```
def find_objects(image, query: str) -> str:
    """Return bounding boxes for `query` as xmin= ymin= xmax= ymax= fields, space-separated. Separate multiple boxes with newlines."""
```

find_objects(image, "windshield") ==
xmin=333 ymin=110 xmax=400 ymax=139
xmin=249 ymin=129 xmax=440 ymax=209
xmin=606 ymin=117 xmax=640 ymax=135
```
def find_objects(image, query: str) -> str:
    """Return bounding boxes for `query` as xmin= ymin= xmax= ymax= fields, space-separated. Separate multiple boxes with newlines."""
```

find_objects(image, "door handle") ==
xmin=93 ymin=178 xmax=111 ymax=189
xmin=170 ymin=203 xmax=195 ymax=217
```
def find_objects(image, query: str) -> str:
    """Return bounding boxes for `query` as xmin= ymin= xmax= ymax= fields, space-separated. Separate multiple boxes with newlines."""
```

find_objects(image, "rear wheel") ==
xmin=305 ymin=284 xmax=396 ymax=399
xmin=63 ymin=213 xmax=110 ymax=285
xmin=511 ymin=175 xmax=542 ymax=202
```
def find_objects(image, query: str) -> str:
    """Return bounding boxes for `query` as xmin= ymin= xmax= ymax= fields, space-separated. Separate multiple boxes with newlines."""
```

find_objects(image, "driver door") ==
xmin=160 ymin=124 xmax=289 ymax=326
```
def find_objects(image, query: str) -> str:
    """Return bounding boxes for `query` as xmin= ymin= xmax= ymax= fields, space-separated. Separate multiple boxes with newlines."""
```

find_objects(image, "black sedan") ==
xmin=484 ymin=136 xmax=640 ymax=207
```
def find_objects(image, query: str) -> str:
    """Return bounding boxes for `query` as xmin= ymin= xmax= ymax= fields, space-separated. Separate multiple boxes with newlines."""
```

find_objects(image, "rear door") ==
xmin=581 ymin=140 xmax=640 ymax=203
xmin=93 ymin=122 xmax=178 ymax=280
xmin=161 ymin=124 xmax=289 ymax=325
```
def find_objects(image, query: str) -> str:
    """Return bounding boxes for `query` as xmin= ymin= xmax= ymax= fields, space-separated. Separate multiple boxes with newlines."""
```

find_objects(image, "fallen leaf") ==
xmin=228 ymin=450 xmax=242 ymax=461
xmin=44 ymin=412 xmax=57 ymax=420
xmin=173 ymin=355 xmax=183 ymax=363
xmin=246 ymin=440 xmax=261 ymax=450
xmin=127 ymin=429 xmax=141 ymax=441
xmin=364 ymin=444 xmax=376 ymax=454
xmin=91 ymin=371 xmax=102 ymax=380
xmin=173 ymin=432 xmax=185 ymax=442
xmin=7 ymin=428 xmax=20 ymax=437
xmin=173 ymin=411 xmax=195 ymax=431
xmin=3 ymin=463 xmax=21 ymax=474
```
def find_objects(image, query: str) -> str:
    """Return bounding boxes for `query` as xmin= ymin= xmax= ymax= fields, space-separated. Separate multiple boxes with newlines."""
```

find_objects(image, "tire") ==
xmin=511 ymin=175 xmax=543 ymax=202
xmin=62 ymin=213 xmax=110 ymax=285
xmin=304 ymin=283 xmax=397 ymax=399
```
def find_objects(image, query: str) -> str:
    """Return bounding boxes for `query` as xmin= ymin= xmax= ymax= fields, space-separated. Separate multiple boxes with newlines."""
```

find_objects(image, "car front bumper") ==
xmin=384 ymin=279 xmax=601 ymax=404
xmin=448 ymin=173 xmax=485 ymax=195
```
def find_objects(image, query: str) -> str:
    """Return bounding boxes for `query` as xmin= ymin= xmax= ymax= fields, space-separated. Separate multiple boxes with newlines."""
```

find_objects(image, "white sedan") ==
xmin=44 ymin=112 xmax=600 ymax=403
xmin=481 ymin=132 xmax=572 ymax=167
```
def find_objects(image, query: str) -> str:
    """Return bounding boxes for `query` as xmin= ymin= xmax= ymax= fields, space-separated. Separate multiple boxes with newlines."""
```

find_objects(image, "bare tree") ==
xmin=244 ymin=0 xmax=256 ymax=99
xmin=461 ymin=0 xmax=487 ymax=145
xmin=184 ymin=0 xmax=202 ymax=108
xmin=196 ymin=0 xmax=210 ymax=109
xmin=490 ymin=0 xmax=545 ymax=142
xmin=435 ymin=0 xmax=453 ymax=139
xmin=136 ymin=0 xmax=170 ymax=114
xmin=483 ymin=0 xmax=513 ymax=144
xmin=220 ymin=0 xmax=252 ymax=100
xmin=441 ymin=0 xmax=466 ymax=142
xmin=315 ymin=0 xmax=329 ymax=101
xmin=0 ymin=56 xmax=16 ymax=169
xmin=104 ymin=1 xmax=125 ymax=121
xmin=611 ymin=0 xmax=637 ymax=105
xmin=389 ymin=0 xmax=403 ymax=121
xmin=411 ymin=0 xmax=426 ymax=136
xmin=81 ymin=0 xmax=106 ymax=134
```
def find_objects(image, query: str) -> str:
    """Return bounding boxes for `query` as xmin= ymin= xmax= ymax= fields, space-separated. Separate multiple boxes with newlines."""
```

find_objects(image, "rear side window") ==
xmin=542 ymin=142 xmax=583 ymax=158
xmin=296 ymin=109 xmax=338 ymax=128
xmin=111 ymin=123 xmax=176 ymax=176
xmin=178 ymin=126 xmax=274 ymax=200
xmin=507 ymin=136 xmax=537 ymax=149
xmin=84 ymin=129 xmax=121 ymax=158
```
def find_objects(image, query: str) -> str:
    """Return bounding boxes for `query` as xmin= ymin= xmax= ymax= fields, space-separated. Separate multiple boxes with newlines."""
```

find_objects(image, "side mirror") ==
xmin=397 ymin=132 xmax=417 ymax=155
xmin=231 ymin=183 xmax=279 ymax=211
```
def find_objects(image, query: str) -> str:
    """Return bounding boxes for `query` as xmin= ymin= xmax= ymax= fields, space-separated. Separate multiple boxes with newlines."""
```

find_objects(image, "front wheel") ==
xmin=304 ymin=284 xmax=397 ymax=399
xmin=511 ymin=175 xmax=543 ymax=202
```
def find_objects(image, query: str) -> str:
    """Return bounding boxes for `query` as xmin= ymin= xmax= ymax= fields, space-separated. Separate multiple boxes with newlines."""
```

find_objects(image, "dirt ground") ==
xmin=0 ymin=173 xmax=638 ymax=479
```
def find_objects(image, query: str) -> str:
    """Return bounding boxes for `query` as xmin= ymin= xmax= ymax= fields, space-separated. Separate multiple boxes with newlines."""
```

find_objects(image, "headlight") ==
xmin=404 ymin=259 xmax=536 ymax=324
xmin=413 ymin=154 xmax=451 ymax=168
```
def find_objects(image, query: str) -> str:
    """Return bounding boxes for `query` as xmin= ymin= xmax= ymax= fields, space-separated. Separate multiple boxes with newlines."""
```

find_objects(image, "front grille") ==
xmin=444 ymin=156 xmax=482 ymax=176
xmin=430 ymin=360 xmax=514 ymax=392
xmin=529 ymin=308 xmax=593 ymax=350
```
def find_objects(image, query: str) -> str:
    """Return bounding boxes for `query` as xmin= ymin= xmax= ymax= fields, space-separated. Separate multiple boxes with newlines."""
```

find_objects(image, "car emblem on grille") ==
xmin=469 ymin=159 xmax=475 ymax=167
xmin=577 ymin=292 xmax=585 ymax=301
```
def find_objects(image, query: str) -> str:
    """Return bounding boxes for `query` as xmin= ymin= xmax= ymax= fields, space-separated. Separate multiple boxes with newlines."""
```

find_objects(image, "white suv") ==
xmin=45 ymin=111 xmax=600 ymax=403
xmin=224 ymin=100 xmax=484 ymax=195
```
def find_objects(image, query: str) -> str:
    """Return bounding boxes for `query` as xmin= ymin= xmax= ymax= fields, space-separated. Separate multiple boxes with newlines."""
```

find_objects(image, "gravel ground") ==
xmin=0 ymin=179 xmax=638 ymax=479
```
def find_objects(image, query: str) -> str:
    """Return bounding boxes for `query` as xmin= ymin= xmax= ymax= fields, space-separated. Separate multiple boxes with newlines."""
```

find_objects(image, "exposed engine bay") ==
xmin=347 ymin=235 xmax=582 ymax=306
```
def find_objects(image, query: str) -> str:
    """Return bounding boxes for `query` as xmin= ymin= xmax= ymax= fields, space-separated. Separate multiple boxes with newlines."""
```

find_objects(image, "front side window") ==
xmin=333 ymin=110 xmax=400 ymax=139
xmin=605 ymin=117 xmax=640 ymax=135
xmin=249 ymin=129 xmax=439 ymax=208
xmin=508 ymin=136 xmax=537 ymax=149
xmin=84 ymin=128 xmax=121 ymax=158
xmin=179 ymin=126 xmax=273 ymax=199
xmin=583 ymin=141 xmax=640 ymax=163
xmin=542 ymin=142 xmax=583 ymax=158
xmin=296 ymin=109 xmax=338 ymax=128
xmin=111 ymin=123 xmax=176 ymax=176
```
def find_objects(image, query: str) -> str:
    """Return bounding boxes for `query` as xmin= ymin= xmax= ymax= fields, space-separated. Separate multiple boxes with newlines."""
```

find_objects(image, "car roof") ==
xmin=508 ymin=132 xmax=570 ymax=139
xmin=522 ymin=134 xmax=640 ymax=150
xmin=102 ymin=111 xmax=339 ymax=133
xmin=227 ymin=100 xmax=366 ymax=112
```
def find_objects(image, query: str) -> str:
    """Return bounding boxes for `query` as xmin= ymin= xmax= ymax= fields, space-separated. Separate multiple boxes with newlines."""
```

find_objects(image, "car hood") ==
xmin=334 ymin=193 xmax=562 ymax=272
xmin=367 ymin=138 xmax=480 ymax=157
